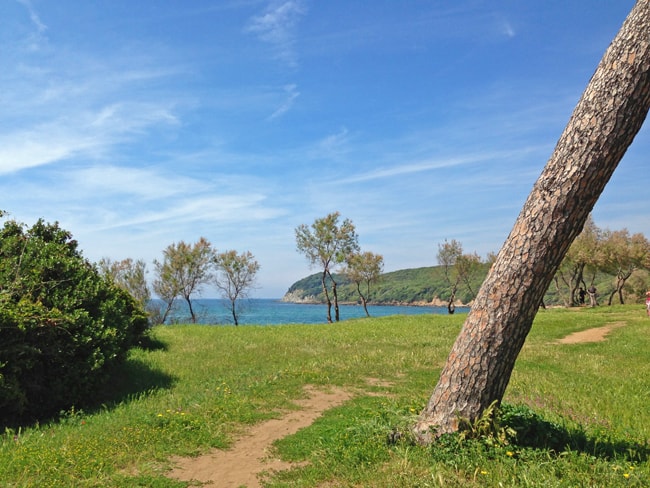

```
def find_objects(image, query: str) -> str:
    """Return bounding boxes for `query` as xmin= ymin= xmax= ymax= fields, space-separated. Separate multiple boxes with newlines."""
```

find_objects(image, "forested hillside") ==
xmin=283 ymin=265 xmax=490 ymax=305
xmin=283 ymin=264 xmax=649 ymax=307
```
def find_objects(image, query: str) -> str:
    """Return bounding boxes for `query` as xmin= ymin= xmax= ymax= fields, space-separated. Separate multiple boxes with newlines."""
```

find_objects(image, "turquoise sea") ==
xmin=160 ymin=298 xmax=468 ymax=325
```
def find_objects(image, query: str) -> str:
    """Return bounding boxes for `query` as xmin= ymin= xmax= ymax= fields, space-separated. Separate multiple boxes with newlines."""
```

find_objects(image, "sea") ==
xmin=159 ymin=298 xmax=469 ymax=326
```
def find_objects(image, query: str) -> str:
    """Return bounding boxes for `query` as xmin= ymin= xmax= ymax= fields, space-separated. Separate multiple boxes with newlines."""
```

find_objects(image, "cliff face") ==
xmin=280 ymin=290 xmax=320 ymax=304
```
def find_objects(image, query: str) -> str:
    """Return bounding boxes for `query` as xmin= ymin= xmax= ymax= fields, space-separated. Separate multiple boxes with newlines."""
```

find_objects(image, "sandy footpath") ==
xmin=167 ymin=385 xmax=353 ymax=487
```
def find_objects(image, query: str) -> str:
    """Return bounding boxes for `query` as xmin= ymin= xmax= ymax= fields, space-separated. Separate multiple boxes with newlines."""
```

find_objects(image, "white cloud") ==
xmin=17 ymin=0 xmax=46 ymax=33
xmin=15 ymin=0 xmax=48 ymax=50
xmin=268 ymin=83 xmax=300 ymax=119
xmin=497 ymin=16 xmax=516 ymax=39
xmin=246 ymin=0 xmax=306 ymax=67
xmin=0 ymin=103 xmax=179 ymax=175
xmin=337 ymin=154 xmax=482 ymax=184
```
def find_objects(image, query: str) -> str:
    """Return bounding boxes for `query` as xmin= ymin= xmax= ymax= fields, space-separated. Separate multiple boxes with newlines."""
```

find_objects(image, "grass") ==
xmin=1 ymin=305 xmax=649 ymax=487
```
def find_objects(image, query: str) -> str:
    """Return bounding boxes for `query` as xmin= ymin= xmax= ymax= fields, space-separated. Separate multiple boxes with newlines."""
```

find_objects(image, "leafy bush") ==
xmin=0 ymin=218 xmax=148 ymax=422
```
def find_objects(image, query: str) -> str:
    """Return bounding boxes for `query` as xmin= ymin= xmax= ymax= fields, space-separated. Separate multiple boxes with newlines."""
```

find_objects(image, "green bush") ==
xmin=0 ymin=218 xmax=148 ymax=423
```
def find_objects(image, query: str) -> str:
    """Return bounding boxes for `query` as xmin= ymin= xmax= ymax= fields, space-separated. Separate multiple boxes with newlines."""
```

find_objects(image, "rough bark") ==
xmin=414 ymin=1 xmax=650 ymax=442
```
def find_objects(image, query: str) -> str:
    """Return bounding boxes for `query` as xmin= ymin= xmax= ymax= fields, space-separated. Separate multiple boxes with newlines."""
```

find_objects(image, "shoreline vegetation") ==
xmin=280 ymin=290 xmax=470 ymax=308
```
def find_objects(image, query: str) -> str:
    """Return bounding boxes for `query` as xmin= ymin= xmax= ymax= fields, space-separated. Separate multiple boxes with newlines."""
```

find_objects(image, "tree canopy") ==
xmin=295 ymin=212 xmax=360 ymax=322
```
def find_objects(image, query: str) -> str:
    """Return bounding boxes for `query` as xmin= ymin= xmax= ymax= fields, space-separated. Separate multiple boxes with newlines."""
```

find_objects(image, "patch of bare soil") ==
xmin=556 ymin=321 xmax=626 ymax=344
xmin=167 ymin=385 xmax=353 ymax=488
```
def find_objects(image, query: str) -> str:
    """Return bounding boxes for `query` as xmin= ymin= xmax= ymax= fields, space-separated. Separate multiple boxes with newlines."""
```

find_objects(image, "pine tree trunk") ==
xmin=415 ymin=1 xmax=650 ymax=442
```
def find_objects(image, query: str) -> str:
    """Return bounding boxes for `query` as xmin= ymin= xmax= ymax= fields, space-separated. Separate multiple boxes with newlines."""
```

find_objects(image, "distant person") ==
xmin=587 ymin=285 xmax=597 ymax=307
xmin=578 ymin=287 xmax=586 ymax=305
xmin=646 ymin=291 xmax=650 ymax=317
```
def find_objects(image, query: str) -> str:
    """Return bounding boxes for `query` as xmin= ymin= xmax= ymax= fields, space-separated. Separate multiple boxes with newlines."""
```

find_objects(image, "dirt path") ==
xmin=167 ymin=385 xmax=353 ymax=488
xmin=556 ymin=321 xmax=626 ymax=344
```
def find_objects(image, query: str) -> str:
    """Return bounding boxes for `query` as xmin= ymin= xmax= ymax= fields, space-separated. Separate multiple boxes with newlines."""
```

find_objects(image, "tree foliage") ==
xmin=98 ymin=257 xmax=158 ymax=322
xmin=213 ymin=250 xmax=260 ymax=325
xmin=295 ymin=212 xmax=359 ymax=322
xmin=0 ymin=217 xmax=148 ymax=422
xmin=550 ymin=217 xmax=650 ymax=306
xmin=600 ymin=229 xmax=650 ymax=305
xmin=344 ymin=251 xmax=384 ymax=316
xmin=152 ymin=238 xmax=213 ymax=324
xmin=437 ymin=240 xmax=483 ymax=314
xmin=552 ymin=216 xmax=602 ymax=306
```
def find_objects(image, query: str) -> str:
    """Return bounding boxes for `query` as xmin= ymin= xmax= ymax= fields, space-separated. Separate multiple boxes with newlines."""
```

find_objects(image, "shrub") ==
xmin=0 ymin=218 xmax=148 ymax=423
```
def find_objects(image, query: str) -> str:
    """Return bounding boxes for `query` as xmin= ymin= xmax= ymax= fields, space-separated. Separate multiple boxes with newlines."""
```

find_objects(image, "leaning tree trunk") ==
xmin=414 ymin=1 xmax=650 ymax=443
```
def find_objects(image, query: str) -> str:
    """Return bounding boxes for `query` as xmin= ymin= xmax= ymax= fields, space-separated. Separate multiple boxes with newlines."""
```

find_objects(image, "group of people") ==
xmin=577 ymin=286 xmax=598 ymax=307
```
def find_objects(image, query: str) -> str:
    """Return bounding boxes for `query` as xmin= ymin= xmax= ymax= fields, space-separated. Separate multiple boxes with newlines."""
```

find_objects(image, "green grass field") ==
xmin=1 ymin=305 xmax=649 ymax=487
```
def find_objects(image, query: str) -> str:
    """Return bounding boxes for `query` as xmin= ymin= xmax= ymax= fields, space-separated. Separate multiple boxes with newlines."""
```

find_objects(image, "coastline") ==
xmin=280 ymin=292 xmax=470 ymax=308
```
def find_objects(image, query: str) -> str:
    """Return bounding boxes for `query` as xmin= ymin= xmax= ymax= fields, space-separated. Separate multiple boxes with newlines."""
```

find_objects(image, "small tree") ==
xmin=552 ymin=216 xmax=602 ymax=306
xmin=213 ymin=250 xmax=260 ymax=325
xmin=99 ymin=257 xmax=154 ymax=318
xmin=295 ymin=212 xmax=359 ymax=322
xmin=152 ymin=258 xmax=180 ymax=325
xmin=153 ymin=238 xmax=213 ymax=323
xmin=436 ymin=240 xmax=481 ymax=313
xmin=600 ymin=229 xmax=650 ymax=304
xmin=345 ymin=251 xmax=384 ymax=317
xmin=437 ymin=240 xmax=462 ymax=314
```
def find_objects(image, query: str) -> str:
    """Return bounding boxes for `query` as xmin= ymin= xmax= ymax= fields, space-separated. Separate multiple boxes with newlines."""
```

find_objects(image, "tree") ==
xmin=153 ymin=238 xmax=213 ymax=323
xmin=414 ymin=1 xmax=650 ymax=442
xmin=152 ymin=258 xmax=180 ymax=325
xmin=437 ymin=240 xmax=482 ymax=314
xmin=99 ymin=257 xmax=153 ymax=314
xmin=344 ymin=251 xmax=384 ymax=317
xmin=213 ymin=250 xmax=260 ymax=325
xmin=600 ymin=229 xmax=650 ymax=305
xmin=295 ymin=212 xmax=359 ymax=323
xmin=552 ymin=216 xmax=602 ymax=306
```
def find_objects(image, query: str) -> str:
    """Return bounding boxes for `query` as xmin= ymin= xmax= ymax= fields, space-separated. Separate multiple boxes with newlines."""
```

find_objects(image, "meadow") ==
xmin=1 ymin=305 xmax=648 ymax=487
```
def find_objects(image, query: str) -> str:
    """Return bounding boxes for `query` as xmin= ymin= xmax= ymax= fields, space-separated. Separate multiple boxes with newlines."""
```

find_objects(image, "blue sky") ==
xmin=1 ymin=0 xmax=648 ymax=298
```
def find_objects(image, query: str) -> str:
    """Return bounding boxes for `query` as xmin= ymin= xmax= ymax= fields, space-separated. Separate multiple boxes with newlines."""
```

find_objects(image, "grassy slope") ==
xmin=0 ymin=305 xmax=648 ymax=487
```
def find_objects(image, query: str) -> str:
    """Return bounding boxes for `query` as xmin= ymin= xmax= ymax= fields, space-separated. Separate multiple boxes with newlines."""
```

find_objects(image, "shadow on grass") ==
xmin=75 ymin=330 xmax=175 ymax=416
xmin=2 ymin=343 xmax=175 ymax=432
xmin=496 ymin=403 xmax=648 ymax=463
xmin=91 ymin=356 xmax=176 ymax=408
xmin=136 ymin=332 xmax=168 ymax=352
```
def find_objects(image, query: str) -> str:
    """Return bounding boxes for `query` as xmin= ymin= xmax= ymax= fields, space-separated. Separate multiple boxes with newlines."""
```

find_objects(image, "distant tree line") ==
xmin=288 ymin=214 xmax=649 ymax=314
xmin=100 ymin=240 xmax=260 ymax=326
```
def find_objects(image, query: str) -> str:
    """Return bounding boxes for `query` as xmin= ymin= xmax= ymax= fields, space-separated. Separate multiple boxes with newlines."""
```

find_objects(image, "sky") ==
xmin=1 ymin=0 xmax=648 ymax=298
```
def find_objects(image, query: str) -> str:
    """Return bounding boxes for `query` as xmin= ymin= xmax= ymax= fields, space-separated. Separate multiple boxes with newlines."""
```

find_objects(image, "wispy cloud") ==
xmin=337 ymin=154 xmax=484 ymax=184
xmin=245 ymin=0 xmax=306 ymax=67
xmin=16 ymin=0 xmax=47 ymax=50
xmin=495 ymin=15 xmax=516 ymax=39
xmin=0 ymin=103 xmax=179 ymax=175
xmin=268 ymin=83 xmax=300 ymax=119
